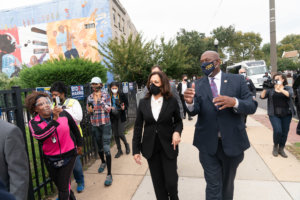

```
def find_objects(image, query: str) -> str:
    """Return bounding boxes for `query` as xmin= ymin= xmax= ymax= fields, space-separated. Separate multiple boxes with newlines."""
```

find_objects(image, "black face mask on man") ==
xmin=150 ymin=84 xmax=161 ymax=95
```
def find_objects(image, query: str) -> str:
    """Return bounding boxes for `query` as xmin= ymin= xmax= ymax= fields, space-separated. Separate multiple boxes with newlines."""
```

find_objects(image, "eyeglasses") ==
xmin=35 ymin=98 xmax=52 ymax=107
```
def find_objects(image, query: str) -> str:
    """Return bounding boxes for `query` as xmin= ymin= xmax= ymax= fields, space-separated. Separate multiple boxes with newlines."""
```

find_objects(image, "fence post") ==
xmin=11 ymin=86 xmax=35 ymax=200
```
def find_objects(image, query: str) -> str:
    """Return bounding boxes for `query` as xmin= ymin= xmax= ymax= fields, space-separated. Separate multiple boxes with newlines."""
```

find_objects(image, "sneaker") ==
xmin=104 ymin=175 xmax=113 ymax=186
xmin=114 ymin=150 xmax=123 ymax=158
xmin=98 ymin=163 xmax=106 ymax=173
xmin=77 ymin=183 xmax=84 ymax=193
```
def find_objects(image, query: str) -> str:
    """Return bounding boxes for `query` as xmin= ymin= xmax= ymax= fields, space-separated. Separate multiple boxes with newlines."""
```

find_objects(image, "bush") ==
xmin=277 ymin=58 xmax=299 ymax=72
xmin=18 ymin=58 xmax=107 ymax=88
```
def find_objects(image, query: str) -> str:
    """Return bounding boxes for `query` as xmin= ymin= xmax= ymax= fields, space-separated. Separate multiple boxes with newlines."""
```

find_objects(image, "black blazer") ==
xmin=188 ymin=73 xmax=257 ymax=157
xmin=132 ymin=96 xmax=183 ymax=159
xmin=110 ymin=93 xmax=129 ymax=123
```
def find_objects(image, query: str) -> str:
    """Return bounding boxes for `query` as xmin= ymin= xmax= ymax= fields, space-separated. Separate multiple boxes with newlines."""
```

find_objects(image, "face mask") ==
xmin=150 ymin=83 xmax=161 ymax=95
xmin=241 ymin=73 xmax=246 ymax=78
xmin=193 ymin=77 xmax=196 ymax=80
xmin=111 ymin=89 xmax=118 ymax=94
xmin=201 ymin=61 xmax=215 ymax=76
xmin=276 ymin=80 xmax=282 ymax=85
xmin=92 ymin=86 xmax=101 ymax=91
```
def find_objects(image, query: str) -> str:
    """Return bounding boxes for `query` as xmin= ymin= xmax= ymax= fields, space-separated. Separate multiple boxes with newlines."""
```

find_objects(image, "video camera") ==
xmin=262 ymin=79 xmax=277 ymax=89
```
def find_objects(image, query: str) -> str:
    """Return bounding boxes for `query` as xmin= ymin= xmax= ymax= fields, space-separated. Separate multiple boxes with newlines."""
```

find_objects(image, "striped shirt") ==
xmin=87 ymin=92 xmax=111 ymax=126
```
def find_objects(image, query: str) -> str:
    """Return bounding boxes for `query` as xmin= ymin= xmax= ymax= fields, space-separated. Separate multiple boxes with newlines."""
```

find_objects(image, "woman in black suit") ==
xmin=132 ymin=71 xmax=183 ymax=200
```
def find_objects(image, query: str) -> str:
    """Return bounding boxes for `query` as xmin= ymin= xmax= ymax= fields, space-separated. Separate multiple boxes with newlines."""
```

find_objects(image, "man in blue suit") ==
xmin=184 ymin=51 xmax=257 ymax=200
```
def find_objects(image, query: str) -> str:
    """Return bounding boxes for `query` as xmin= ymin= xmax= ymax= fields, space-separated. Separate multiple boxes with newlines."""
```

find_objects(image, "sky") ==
xmin=2 ymin=0 xmax=300 ymax=45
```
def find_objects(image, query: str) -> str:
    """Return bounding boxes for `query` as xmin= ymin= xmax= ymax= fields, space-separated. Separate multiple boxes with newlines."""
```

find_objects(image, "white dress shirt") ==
xmin=181 ymin=82 xmax=187 ymax=95
xmin=151 ymin=95 xmax=163 ymax=121
xmin=186 ymin=71 xmax=239 ymax=111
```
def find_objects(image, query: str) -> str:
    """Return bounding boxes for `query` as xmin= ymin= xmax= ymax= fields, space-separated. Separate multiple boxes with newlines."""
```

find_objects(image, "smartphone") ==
xmin=55 ymin=96 xmax=61 ymax=106
xmin=187 ymin=80 xmax=192 ymax=88
xmin=88 ymin=102 xmax=94 ymax=108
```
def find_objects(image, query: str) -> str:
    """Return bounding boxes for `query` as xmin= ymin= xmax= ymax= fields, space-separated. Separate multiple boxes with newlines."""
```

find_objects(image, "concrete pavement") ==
xmin=64 ymin=107 xmax=300 ymax=200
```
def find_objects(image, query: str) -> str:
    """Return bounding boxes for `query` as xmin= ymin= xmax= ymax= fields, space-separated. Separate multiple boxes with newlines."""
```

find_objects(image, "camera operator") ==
xmin=260 ymin=73 xmax=295 ymax=158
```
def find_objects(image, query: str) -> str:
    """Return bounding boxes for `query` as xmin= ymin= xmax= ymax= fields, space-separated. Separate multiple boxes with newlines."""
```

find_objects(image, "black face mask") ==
xmin=150 ymin=84 xmax=161 ymax=95
xmin=184 ymin=79 xmax=188 ymax=82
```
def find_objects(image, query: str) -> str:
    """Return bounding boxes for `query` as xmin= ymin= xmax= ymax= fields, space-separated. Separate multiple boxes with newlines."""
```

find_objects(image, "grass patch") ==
xmin=286 ymin=142 xmax=300 ymax=160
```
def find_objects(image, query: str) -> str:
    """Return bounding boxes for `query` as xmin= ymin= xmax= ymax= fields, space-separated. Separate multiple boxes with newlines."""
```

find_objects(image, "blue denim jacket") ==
xmin=260 ymin=86 xmax=295 ymax=116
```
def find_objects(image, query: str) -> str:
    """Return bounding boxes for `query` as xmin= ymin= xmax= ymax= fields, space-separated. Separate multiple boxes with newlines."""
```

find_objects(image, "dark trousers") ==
xmin=269 ymin=115 xmax=292 ymax=147
xmin=199 ymin=140 xmax=244 ymax=200
xmin=180 ymin=95 xmax=191 ymax=118
xmin=111 ymin=117 xmax=128 ymax=151
xmin=147 ymin=135 xmax=179 ymax=200
xmin=45 ymin=155 xmax=77 ymax=200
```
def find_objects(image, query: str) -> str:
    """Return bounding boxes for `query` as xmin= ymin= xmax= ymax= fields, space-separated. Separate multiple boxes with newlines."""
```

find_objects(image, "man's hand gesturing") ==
xmin=184 ymin=83 xmax=195 ymax=104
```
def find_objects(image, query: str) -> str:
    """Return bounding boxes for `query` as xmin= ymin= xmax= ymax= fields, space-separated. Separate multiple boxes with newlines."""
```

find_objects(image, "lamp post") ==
xmin=214 ymin=38 xmax=219 ymax=52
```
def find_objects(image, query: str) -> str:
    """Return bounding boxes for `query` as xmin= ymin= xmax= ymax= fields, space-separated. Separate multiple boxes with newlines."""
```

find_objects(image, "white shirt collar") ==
xmin=211 ymin=70 xmax=222 ymax=80
xmin=151 ymin=95 xmax=163 ymax=103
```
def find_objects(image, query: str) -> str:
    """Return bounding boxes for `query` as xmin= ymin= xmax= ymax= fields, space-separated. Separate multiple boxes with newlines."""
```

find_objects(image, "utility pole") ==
xmin=269 ymin=0 xmax=277 ymax=74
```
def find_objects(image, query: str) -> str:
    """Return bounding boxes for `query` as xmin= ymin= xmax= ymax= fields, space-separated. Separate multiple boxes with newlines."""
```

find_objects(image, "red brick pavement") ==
xmin=251 ymin=115 xmax=300 ymax=144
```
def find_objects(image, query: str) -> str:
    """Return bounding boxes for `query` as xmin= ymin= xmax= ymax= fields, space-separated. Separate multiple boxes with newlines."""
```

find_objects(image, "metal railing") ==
xmin=0 ymin=83 xmax=137 ymax=200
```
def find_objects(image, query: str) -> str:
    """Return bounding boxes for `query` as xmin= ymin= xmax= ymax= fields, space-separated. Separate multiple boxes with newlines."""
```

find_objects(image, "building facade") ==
xmin=0 ymin=0 xmax=137 ymax=82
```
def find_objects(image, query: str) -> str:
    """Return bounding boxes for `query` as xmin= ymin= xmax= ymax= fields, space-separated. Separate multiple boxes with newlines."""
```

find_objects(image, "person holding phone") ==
xmin=133 ymin=71 xmax=183 ymax=200
xmin=50 ymin=81 xmax=85 ymax=193
xmin=109 ymin=82 xmax=130 ymax=158
xmin=26 ymin=91 xmax=83 ymax=200
xmin=87 ymin=77 xmax=113 ymax=186
xmin=260 ymin=73 xmax=295 ymax=158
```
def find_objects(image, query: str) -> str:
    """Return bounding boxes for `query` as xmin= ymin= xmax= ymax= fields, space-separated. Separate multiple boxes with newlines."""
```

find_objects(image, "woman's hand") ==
xmin=133 ymin=154 xmax=142 ymax=165
xmin=53 ymin=106 xmax=63 ymax=120
xmin=87 ymin=106 xmax=93 ymax=113
xmin=172 ymin=132 xmax=181 ymax=150
xmin=77 ymin=146 xmax=83 ymax=155
xmin=121 ymin=103 xmax=125 ymax=110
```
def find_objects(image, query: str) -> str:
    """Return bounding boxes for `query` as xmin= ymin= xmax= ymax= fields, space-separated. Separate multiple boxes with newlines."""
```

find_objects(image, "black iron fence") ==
xmin=0 ymin=83 xmax=137 ymax=200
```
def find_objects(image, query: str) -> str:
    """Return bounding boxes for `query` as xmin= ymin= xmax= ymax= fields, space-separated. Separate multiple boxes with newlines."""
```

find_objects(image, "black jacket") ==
xmin=110 ymin=92 xmax=129 ymax=123
xmin=132 ymin=96 xmax=183 ymax=159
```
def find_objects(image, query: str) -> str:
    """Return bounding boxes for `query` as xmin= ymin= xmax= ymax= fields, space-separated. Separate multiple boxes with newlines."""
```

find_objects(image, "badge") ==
xmin=51 ymin=136 xmax=57 ymax=143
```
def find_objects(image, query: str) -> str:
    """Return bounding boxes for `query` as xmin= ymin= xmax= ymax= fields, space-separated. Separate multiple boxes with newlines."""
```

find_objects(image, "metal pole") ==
xmin=269 ymin=0 xmax=277 ymax=74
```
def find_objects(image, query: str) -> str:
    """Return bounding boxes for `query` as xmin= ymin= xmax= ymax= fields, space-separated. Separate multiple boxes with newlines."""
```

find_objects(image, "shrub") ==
xmin=19 ymin=58 xmax=107 ymax=88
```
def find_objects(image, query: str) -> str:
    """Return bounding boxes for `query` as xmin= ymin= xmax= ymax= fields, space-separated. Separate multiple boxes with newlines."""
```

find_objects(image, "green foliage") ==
xmin=280 ymin=34 xmax=300 ymax=50
xmin=176 ymin=29 xmax=209 ymax=77
xmin=18 ymin=58 xmax=107 ymax=88
xmin=277 ymin=58 xmax=300 ymax=71
xmin=229 ymin=31 xmax=263 ymax=62
xmin=156 ymin=38 xmax=191 ymax=79
xmin=0 ymin=73 xmax=22 ymax=90
xmin=98 ymin=33 xmax=158 ymax=86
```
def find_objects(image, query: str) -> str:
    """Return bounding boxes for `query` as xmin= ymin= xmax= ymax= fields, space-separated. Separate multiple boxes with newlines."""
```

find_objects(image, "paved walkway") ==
xmin=64 ymin=107 xmax=300 ymax=200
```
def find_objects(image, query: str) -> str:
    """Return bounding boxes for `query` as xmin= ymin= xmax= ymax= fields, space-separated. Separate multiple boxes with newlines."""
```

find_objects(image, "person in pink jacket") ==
xmin=25 ymin=91 xmax=83 ymax=200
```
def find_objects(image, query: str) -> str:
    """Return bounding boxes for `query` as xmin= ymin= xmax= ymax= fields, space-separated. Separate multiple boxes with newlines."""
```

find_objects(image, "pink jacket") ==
xmin=29 ymin=110 xmax=83 ymax=157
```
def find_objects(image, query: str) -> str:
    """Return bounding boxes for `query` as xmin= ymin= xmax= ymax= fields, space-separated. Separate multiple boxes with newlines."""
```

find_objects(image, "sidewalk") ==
xmin=67 ymin=107 xmax=300 ymax=200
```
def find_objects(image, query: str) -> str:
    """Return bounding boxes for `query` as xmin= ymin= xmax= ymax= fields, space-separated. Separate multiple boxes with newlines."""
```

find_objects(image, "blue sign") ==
xmin=71 ymin=85 xmax=84 ymax=100
xmin=36 ymin=87 xmax=51 ymax=97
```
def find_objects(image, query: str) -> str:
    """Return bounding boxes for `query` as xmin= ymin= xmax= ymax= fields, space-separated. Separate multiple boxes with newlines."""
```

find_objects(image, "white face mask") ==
xmin=276 ymin=80 xmax=282 ymax=85
xmin=111 ymin=89 xmax=118 ymax=94
xmin=241 ymin=73 xmax=246 ymax=78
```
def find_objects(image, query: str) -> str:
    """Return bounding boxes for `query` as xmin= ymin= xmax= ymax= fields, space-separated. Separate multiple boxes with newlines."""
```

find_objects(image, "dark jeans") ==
xmin=64 ymin=48 xmax=79 ymax=59
xmin=73 ymin=155 xmax=84 ymax=185
xmin=111 ymin=116 xmax=128 ymax=151
xmin=269 ymin=115 xmax=292 ymax=147
xmin=199 ymin=140 xmax=244 ymax=200
xmin=92 ymin=123 xmax=112 ymax=154
xmin=45 ymin=155 xmax=77 ymax=200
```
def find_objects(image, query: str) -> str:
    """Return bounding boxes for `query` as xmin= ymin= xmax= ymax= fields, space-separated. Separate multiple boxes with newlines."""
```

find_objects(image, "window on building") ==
xmin=112 ymin=9 xmax=116 ymax=25
xmin=118 ymin=14 xmax=121 ymax=29
xmin=122 ymin=18 xmax=125 ymax=33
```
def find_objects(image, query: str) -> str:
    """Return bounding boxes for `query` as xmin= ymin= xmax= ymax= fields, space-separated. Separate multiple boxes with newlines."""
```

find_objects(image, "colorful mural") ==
xmin=0 ymin=0 xmax=113 ymax=81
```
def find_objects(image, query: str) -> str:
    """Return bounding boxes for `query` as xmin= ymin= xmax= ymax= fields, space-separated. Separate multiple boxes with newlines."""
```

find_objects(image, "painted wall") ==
xmin=0 ymin=0 xmax=113 ymax=81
